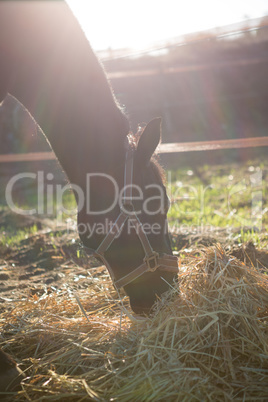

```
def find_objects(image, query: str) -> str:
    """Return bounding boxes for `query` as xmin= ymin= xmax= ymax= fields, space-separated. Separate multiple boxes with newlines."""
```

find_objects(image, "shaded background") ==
xmin=1 ymin=18 xmax=268 ymax=155
xmin=0 ymin=16 xmax=268 ymax=202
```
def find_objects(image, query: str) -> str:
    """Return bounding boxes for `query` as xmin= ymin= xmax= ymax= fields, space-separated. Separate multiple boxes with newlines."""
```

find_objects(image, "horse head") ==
xmin=79 ymin=118 xmax=178 ymax=315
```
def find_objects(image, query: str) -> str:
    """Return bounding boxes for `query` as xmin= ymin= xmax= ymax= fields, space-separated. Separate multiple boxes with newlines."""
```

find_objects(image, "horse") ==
xmin=0 ymin=1 xmax=178 ymax=316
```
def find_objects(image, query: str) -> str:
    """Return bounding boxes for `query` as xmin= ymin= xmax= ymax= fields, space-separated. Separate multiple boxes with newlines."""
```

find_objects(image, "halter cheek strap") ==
xmin=84 ymin=142 xmax=179 ymax=289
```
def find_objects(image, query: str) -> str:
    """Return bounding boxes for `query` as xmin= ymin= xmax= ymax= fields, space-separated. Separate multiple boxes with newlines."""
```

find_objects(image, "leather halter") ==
xmin=84 ymin=140 xmax=179 ymax=289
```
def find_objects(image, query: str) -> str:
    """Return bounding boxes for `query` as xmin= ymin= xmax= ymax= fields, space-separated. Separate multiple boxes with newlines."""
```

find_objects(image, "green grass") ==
xmin=2 ymin=188 xmax=77 ymax=221
xmin=0 ymin=189 xmax=76 ymax=248
xmin=167 ymin=161 xmax=267 ymax=232
xmin=0 ymin=158 xmax=267 ymax=249
xmin=0 ymin=224 xmax=38 ymax=247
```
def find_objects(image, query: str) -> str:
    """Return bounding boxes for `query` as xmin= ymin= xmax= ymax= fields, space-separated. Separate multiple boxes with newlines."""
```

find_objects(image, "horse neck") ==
xmin=0 ymin=1 xmax=129 ymax=184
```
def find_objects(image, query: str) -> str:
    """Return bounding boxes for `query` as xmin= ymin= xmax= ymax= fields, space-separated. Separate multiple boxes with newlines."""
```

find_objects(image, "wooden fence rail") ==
xmin=158 ymin=136 xmax=268 ymax=153
xmin=0 ymin=136 xmax=268 ymax=163
xmin=107 ymin=57 xmax=268 ymax=79
xmin=0 ymin=152 xmax=55 ymax=163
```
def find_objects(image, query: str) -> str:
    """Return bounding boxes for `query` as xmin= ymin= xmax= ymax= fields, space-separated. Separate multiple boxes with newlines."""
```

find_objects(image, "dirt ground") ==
xmin=1 ymin=209 xmax=267 ymax=317
xmin=0 ymin=209 xmax=267 ymax=401
xmin=0 ymin=212 xmax=103 ymax=316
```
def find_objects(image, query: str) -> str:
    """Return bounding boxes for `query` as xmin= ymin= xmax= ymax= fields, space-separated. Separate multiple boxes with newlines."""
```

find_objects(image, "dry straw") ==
xmin=1 ymin=244 xmax=267 ymax=401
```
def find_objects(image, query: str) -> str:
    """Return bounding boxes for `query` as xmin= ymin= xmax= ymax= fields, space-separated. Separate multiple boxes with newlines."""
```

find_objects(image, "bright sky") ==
xmin=67 ymin=0 xmax=268 ymax=51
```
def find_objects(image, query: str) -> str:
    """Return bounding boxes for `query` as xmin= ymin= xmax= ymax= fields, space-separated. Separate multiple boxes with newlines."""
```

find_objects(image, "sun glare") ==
xmin=67 ymin=0 xmax=268 ymax=51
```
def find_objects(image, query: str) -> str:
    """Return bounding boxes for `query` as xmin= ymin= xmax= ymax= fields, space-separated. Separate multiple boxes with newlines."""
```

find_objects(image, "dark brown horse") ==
xmin=0 ymin=1 xmax=178 ymax=316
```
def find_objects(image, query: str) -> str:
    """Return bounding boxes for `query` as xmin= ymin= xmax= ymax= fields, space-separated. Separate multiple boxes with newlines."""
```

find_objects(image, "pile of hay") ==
xmin=1 ymin=245 xmax=267 ymax=401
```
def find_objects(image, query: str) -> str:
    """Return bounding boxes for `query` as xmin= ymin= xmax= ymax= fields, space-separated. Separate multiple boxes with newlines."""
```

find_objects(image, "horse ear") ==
xmin=136 ymin=117 xmax=161 ymax=165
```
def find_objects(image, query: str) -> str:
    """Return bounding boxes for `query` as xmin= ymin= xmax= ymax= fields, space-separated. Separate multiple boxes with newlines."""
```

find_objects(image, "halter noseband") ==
xmin=84 ymin=140 xmax=179 ymax=289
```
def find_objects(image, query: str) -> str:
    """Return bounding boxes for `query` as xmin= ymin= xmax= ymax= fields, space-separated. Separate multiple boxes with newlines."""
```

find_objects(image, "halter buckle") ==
xmin=144 ymin=252 xmax=159 ymax=272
